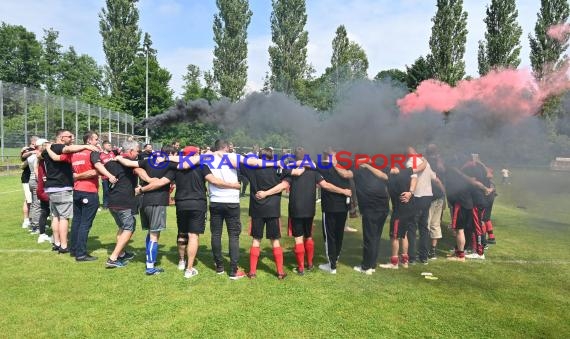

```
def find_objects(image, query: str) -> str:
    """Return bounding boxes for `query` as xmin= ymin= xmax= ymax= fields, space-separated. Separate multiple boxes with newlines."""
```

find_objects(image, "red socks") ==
xmin=294 ymin=243 xmax=305 ymax=270
xmin=273 ymin=247 xmax=284 ymax=275
xmin=391 ymin=255 xmax=399 ymax=265
xmin=249 ymin=246 xmax=260 ymax=275
xmin=486 ymin=221 xmax=495 ymax=239
xmin=304 ymin=238 xmax=314 ymax=267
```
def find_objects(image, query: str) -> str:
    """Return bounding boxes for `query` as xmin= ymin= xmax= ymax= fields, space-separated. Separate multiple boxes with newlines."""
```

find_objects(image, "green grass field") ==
xmin=1 ymin=169 xmax=569 ymax=338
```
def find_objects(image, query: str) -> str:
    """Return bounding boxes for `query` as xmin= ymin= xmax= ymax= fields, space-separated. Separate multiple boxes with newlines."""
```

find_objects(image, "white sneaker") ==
xmin=465 ymin=253 xmax=486 ymax=260
xmin=379 ymin=263 xmax=399 ymax=269
xmin=184 ymin=267 xmax=199 ymax=279
xmin=353 ymin=266 xmax=374 ymax=275
xmin=177 ymin=260 xmax=186 ymax=271
xmin=22 ymin=220 xmax=30 ymax=228
xmin=37 ymin=233 xmax=51 ymax=244
xmin=318 ymin=263 xmax=337 ymax=274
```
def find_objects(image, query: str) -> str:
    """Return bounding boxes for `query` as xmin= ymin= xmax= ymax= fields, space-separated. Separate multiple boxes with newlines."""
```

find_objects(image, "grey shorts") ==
xmin=428 ymin=198 xmax=444 ymax=239
xmin=140 ymin=205 xmax=167 ymax=232
xmin=110 ymin=209 xmax=137 ymax=232
xmin=48 ymin=190 xmax=73 ymax=219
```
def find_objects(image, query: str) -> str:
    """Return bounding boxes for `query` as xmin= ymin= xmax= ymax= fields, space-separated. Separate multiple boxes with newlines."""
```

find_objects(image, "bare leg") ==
xmin=186 ymin=234 xmax=199 ymax=270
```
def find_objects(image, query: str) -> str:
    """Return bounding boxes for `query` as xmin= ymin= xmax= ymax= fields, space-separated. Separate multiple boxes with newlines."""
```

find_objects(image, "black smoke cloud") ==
xmin=140 ymin=79 xmax=563 ymax=165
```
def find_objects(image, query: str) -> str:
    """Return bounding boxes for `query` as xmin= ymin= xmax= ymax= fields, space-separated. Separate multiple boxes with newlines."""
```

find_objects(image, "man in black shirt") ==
xmin=241 ymin=147 xmax=293 ymax=279
xmin=167 ymin=145 xmax=240 ymax=279
xmin=279 ymin=147 xmax=351 ymax=275
xmin=316 ymin=149 xmax=353 ymax=274
xmin=352 ymin=161 xmax=390 ymax=274
xmin=117 ymin=145 xmax=177 ymax=275
xmin=461 ymin=155 xmax=495 ymax=260
xmin=43 ymin=129 xmax=99 ymax=253
xmin=105 ymin=140 xmax=141 ymax=268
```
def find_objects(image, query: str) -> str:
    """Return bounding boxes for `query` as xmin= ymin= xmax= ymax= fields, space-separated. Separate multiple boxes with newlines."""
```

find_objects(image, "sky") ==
xmin=0 ymin=0 xmax=541 ymax=96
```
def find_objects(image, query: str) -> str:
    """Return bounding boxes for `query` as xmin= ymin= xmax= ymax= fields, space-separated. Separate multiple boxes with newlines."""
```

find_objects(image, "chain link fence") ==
xmin=0 ymin=80 xmax=142 ymax=167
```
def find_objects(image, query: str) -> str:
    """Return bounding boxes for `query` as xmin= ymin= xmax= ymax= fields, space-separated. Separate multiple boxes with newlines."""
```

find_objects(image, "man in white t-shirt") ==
xmin=406 ymin=146 xmax=436 ymax=265
xmin=207 ymin=139 xmax=278 ymax=279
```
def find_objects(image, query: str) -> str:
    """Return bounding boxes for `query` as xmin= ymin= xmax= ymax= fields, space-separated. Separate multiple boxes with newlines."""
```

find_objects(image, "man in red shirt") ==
xmin=99 ymin=140 xmax=116 ymax=210
xmin=49 ymin=131 xmax=118 ymax=261
xmin=70 ymin=132 xmax=117 ymax=261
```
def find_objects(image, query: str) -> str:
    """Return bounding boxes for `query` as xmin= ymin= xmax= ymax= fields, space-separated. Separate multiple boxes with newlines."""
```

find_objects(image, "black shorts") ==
xmin=450 ymin=203 xmax=472 ymax=230
xmin=389 ymin=212 xmax=414 ymax=239
xmin=481 ymin=203 xmax=493 ymax=222
xmin=250 ymin=217 xmax=281 ymax=240
xmin=289 ymin=217 xmax=313 ymax=238
xmin=176 ymin=209 xmax=206 ymax=234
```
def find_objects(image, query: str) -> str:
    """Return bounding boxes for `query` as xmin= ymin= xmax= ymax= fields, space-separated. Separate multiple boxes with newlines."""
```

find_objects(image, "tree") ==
xmin=529 ymin=0 xmax=570 ymax=79
xmin=202 ymin=70 xmax=219 ymax=103
xmin=374 ymin=69 xmax=408 ymax=89
xmin=428 ymin=0 xmax=468 ymax=86
xmin=212 ymin=0 xmax=252 ymax=101
xmin=40 ymin=28 xmax=62 ymax=93
xmin=99 ymin=0 xmax=142 ymax=98
xmin=182 ymin=64 xmax=202 ymax=101
xmin=406 ymin=55 xmax=435 ymax=90
xmin=0 ymin=22 xmax=42 ymax=86
xmin=329 ymin=25 xmax=369 ymax=84
xmin=121 ymin=34 xmax=173 ymax=121
xmin=56 ymin=47 xmax=105 ymax=100
xmin=477 ymin=0 xmax=523 ymax=76
xmin=268 ymin=0 xmax=309 ymax=95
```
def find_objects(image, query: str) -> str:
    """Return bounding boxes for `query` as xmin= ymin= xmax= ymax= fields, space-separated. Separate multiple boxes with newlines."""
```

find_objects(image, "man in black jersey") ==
xmin=116 ymin=145 xmax=177 ymax=275
xmin=104 ymin=140 xmax=141 ymax=268
xmin=167 ymin=145 xmax=240 ymax=279
xmin=240 ymin=147 xmax=295 ymax=279
xmin=316 ymin=149 xmax=354 ymax=274
xmin=268 ymin=147 xmax=351 ymax=275
xmin=461 ymin=154 xmax=495 ymax=260
xmin=352 ymin=160 xmax=390 ymax=274
xmin=379 ymin=160 xmax=421 ymax=269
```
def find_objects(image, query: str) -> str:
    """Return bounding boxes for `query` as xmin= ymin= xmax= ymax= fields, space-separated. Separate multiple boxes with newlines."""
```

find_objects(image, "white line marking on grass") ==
xmin=0 ymin=189 xmax=23 ymax=195
xmin=489 ymin=259 xmax=570 ymax=265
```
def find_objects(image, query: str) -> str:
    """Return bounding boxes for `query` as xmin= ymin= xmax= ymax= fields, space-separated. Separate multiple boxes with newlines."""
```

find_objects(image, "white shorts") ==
xmin=22 ymin=183 xmax=32 ymax=204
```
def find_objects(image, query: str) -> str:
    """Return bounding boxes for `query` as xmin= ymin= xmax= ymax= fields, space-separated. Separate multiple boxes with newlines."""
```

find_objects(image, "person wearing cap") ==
xmin=166 ymin=145 xmax=241 ymax=279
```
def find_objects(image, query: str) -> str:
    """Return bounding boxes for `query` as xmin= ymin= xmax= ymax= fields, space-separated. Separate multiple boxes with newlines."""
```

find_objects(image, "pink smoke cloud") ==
xmin=397 ymin=64 xmax=570 ymax=122
xmin=547 ymin=23 xmax=570 ymax=42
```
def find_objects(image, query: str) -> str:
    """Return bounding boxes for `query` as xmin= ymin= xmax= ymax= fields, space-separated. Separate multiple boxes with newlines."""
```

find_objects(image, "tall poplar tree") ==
xmin=99 ymin=0 xmax=142 ymax=98
xmin=477 ymin=0 xmax=523 ymax=75
xmin=268 ymin=0 xmax=309 ymax=95
xmin=40 ymin=28 xmax=62 ymax=93
xmin=529 ymin=0 xmax=570 ymax=79
xmin=428 ymin=0 xmax=468 ymax=86
xmin=212 ymin=0 xmax=252 ymax=101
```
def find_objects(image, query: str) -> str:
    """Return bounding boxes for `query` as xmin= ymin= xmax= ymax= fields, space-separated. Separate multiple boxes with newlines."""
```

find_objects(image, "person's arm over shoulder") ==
xmin=254 ymin=180 xmax=290 ymax=200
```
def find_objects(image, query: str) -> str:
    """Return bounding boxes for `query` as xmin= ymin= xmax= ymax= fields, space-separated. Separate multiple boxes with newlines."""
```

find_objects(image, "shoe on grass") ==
xmin=379 ymin=263 xmax=399 ymax=269
xmin=118 ymin=252 xmax=135 ymax=261
xmin=177 ymin=260 xmax=186 ymax=271
xmin=318 ymin=263 xmax=337 ymax=274
xmin=37 ymin=233 xmax=52 ymax=244
xmin=446 ymin=256 xmax=466 ymax=262
xmin=145 ymin=267 xmax=164 ymax=275
xmin=106 ymin=258 xmax=127 ymax=268
xmin=184 ymin=267 xmax=198 ymax=279
xmin=465 ymin=253 xmax=486 ymax=260
xmin=229 ymin=269 xmax=246 ymax=280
